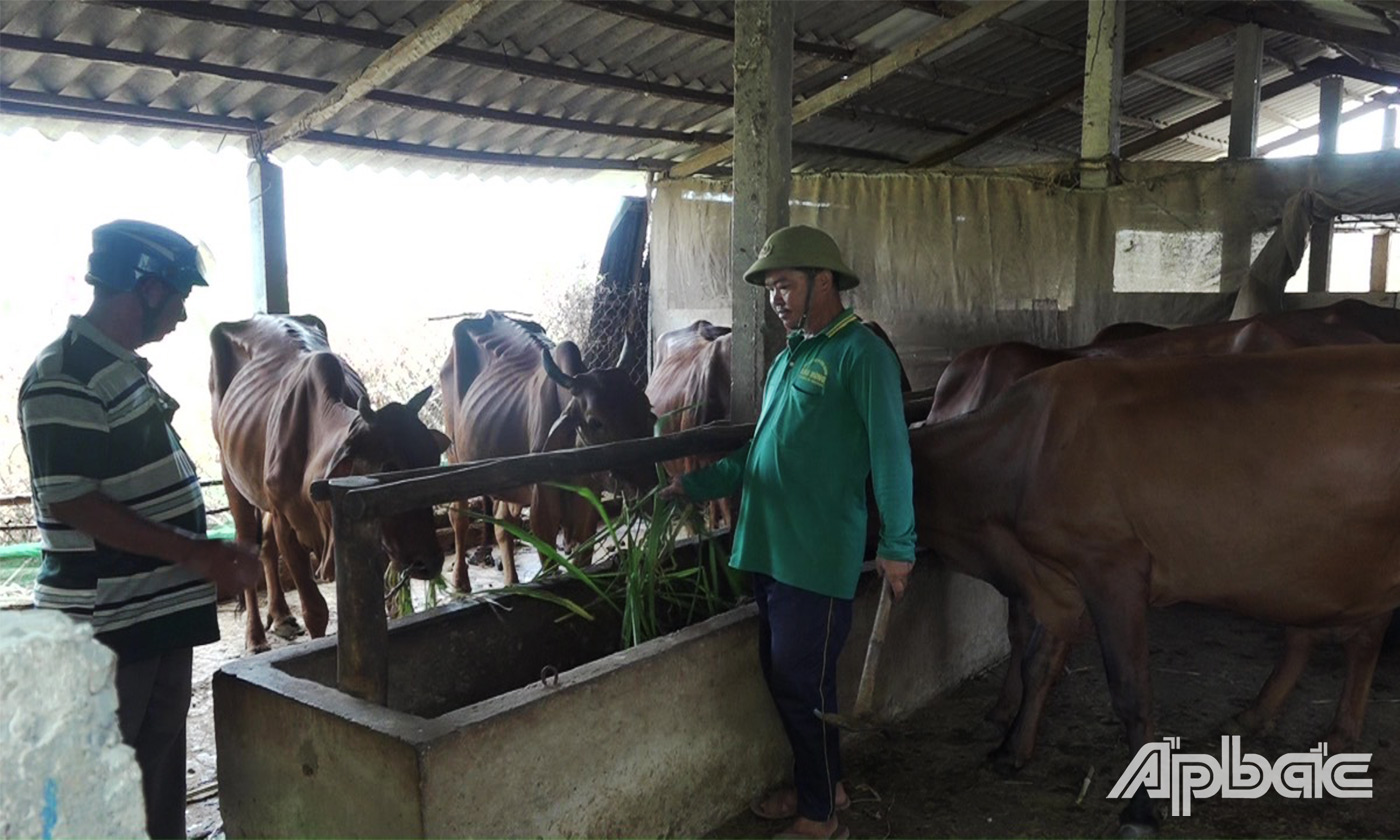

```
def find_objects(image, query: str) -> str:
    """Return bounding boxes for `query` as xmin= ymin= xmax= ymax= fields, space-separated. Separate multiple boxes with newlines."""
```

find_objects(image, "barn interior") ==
xmin=3 ymin=0 xmax=1400 ymax=837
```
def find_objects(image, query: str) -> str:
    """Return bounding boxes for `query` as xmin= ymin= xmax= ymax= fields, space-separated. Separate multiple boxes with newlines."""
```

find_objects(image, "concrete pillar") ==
xmin=729 ymin=0 xmax=793 ymax=423
xmin=1383 ymin=105 xmax=1397 ymax=150
xmin=248 ymin=155 xmax=291 ymax=314
xmin=1079 ymin=0 xmax=1125 ymax=189
xmin=1228 ymin=24 xmax=1263 ymax=159
xmin=1308 ymin=76 xmax=1344 ymax=292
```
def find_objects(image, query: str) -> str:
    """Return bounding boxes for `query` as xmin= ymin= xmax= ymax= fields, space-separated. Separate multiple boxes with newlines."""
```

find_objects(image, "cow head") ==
xmin=540 ymin=341 xmax=657 ymax=488
xmin=328 ymin=385 xmax=451 ymax=579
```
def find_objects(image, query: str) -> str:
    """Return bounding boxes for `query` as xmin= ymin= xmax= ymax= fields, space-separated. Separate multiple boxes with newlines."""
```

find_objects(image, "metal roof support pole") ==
xmin=729 ymin=0 xmax=793 ymax=424
xmin=1228 ymin=24 xmax=1263 ymax=158
xmin=247 ymin=156 xmax=290 ymax=315
xmin=1308 ymin=76 xmax=1344 ymax=293
xmin=1079 ymin=0 xmax=1125 ymax=189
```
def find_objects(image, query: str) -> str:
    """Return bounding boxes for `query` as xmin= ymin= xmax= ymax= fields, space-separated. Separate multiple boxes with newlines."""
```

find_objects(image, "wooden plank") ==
xmin=329 ymin=424 xmax=757 ymax=519
xmin=668 ymin=0 xmax=1018 ymax=179
xmin=1372 ymin=232 xmax=1391 ymax=295
xmin=332 ymin=478 xmax=388 ymax=705
xmin=253 ymin=0 xmax=492 ymax=154
xmin=909 ymin=17 xmax=1235 ymax=169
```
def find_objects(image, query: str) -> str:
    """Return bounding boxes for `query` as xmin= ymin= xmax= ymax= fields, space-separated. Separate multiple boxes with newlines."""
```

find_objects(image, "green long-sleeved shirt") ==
xmin=682 ymin=309 xmax=916 ymax=599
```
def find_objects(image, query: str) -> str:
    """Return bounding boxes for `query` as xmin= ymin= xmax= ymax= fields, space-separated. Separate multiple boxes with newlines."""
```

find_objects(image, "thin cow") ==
xmin=210 ymin=314 xmax=450 ymax=652
xmin=440 ymin=311 xmax=654 ymax=590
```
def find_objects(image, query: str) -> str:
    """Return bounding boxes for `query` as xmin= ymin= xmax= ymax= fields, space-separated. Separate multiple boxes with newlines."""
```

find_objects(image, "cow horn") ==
xmin=541 ymin=347 xmax=576 ymax=390
xmin=406 ymin=385 xmax=432 ymax=415
xmin=615 ymin=335 xmax=638 ymax=370
xmin=357 ymin=394 xmax=376 ymax=423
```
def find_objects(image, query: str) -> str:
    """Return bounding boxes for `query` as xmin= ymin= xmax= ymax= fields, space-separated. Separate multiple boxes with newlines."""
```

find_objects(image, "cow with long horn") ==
xmin=440 ymin=311 xmax=655 ymax=590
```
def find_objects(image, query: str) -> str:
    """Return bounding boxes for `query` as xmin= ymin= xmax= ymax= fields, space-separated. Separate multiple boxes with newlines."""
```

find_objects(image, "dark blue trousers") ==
xmin=753 ymin=574 xmax=854 ymax=823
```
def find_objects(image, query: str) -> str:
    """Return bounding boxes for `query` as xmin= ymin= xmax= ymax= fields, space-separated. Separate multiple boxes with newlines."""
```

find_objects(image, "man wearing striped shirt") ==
xmin=18 ymin=220 xmax=259 ymax=839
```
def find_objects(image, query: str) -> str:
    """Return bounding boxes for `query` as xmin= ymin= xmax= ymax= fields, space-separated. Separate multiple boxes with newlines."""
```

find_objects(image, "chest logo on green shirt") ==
xmin=795 ymin=358 xmax=829 ymax=394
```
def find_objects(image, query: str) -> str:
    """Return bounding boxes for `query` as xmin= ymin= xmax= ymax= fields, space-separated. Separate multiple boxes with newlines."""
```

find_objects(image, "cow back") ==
xmin=915 ymin=344 xmax=1400 ymax=627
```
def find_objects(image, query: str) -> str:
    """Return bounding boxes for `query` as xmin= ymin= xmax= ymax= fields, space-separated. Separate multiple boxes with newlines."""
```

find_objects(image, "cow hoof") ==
xmin=245 ymin=641 xmax=271 ymax=655
xmin=494 ymin=558 xmax=504 ymax=571
xmin=1117 ymin=822 xmax=1157 ymax=838
xmin=269 ymin=616 xmax=305 ymax=640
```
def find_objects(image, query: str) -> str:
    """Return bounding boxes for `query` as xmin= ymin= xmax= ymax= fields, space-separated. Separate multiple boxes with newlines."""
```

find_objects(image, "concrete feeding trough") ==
xmin=214 ymin=560 xmax=1006 ymax=837
xmin=214 ymin=424 xmax=1008 ymax=837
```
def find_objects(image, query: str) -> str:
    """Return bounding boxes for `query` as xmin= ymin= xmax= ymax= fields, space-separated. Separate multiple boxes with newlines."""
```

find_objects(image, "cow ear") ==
xmin=543 ymin=399 xmax=582 ymax=452
xmin=429 ymin=429 xmax=451 ymax=454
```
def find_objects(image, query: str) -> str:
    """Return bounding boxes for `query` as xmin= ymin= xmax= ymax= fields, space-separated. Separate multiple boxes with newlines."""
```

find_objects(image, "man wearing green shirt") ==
xmin=663 ymin=225 xmax=915 ymax=840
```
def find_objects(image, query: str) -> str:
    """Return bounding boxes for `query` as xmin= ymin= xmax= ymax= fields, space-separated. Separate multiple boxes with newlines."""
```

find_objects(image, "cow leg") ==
xmin=497 ymin=500 xmax=520 ymax=586
xmin=222 ymin=471 xmax=274 ymax=654
xmin=1234 ymin=626 xmax=1315 ymax=738
xmin=449 ymin=498 xmax=472 ymax=593
xmin=270 ymin=514 xmax=330 ymax=638
xmin=1326 ymin=611 xmax=1391 ymax=751
xmin=1080 ymin=560 xmax=1157 ymax=834
xmin=992 ymin=620 xmax=1074 ymax=773
xmin=987 ymin=596 xmax=1036 ymax=731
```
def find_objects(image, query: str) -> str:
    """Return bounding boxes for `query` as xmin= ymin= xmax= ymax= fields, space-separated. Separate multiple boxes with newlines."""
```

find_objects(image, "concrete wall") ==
xmin=215 ymin=562 xmax=1007 ymax=838
xmin=1 ymin=610 xmax=146 ymax=839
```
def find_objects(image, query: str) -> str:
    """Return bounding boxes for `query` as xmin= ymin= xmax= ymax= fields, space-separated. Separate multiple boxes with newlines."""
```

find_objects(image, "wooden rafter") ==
xmin=0 ymin=88 xmax=671 ymax=171
xmin=107 ymin=0 xmax=733 ymax=108
xmin=668 ymin=0 xmax=1019 ymax=179
xmin=570 ymin=0 xmax=857 ymax=61
xmin=1208 ymin=4 xmax=1400 ymax=58
xmin=1120 ymin=63 xmax=1329 ymax=158
xmin=253 ymin=0 xmax=491 ymax=154
xmin=907 ymin=18 xmax=1235 ymax=169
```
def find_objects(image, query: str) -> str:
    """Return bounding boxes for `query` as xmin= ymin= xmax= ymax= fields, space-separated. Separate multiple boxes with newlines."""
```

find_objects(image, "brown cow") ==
xmin=440 ymin=311 xmax=654 ymax=591
xmin=210 ymin=315 xmax=450 ymax=652
xmin=646 ymin=321 xmax=733 ymax=527
xmin=929 ymin=299 xmax=1400 ymax=423
xmin=911 ymin=345 xmax=1400 ymax=830
xmin=927 ymin=300 xmax=1400 ymax=728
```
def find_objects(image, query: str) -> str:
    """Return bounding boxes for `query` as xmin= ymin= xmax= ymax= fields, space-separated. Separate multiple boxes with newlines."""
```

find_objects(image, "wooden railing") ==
xmin=313 ymin=388 xmax=937 ymax=705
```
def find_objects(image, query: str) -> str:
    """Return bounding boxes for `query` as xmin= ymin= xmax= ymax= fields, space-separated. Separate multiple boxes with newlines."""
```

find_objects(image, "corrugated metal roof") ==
xmin=2 ymin=0 xmax=1396 ymax=179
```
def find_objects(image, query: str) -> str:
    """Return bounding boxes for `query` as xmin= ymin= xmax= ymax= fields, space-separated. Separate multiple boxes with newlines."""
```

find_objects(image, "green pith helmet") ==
xmin=743 ymin=224 xmax=860 ymax=290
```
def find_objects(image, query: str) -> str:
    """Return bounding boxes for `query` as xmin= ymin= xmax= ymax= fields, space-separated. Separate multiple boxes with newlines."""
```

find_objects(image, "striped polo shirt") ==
xmin=18 ymin=315 xmax=218 ymax=659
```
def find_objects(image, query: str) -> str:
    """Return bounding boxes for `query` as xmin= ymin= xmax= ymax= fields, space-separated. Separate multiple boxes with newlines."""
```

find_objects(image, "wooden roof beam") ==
xmin=252 ymin=0 xmax=491 ymax=155
xmin=1208 ymin=4 xmax=1400 ymax=58
xmin=570 ymin=0 xmax=858 ymax=62
xmin=105 ymin=0 xmax=732 ymax=108
xmin=907 ymin=18 xmax=1235 ymax=169
xmin=668 ymin=0 xmax=1019 ymax=179
xmin=0 ymin=87 xmax=672 ymax=171
xmin=1256 ymin=88 xmax=1400 ymax=156
xmin=1120 ymin=62 xmax=1329 ymax=158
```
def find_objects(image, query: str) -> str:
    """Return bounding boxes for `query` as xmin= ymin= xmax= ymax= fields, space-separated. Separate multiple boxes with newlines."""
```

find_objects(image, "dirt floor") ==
xmin=183 ymin=550 xmax=540 ymax=839
xmin=712 ymin=603 xmax=1400 ymax=839
xmin=181 ymin=573 xmax=1400 ymax=838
